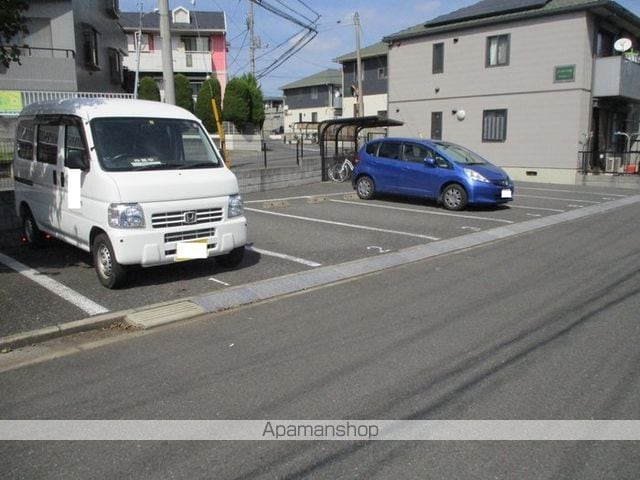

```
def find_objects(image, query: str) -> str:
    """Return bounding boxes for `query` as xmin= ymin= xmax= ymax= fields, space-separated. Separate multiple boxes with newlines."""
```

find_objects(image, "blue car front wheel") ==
xmin=441 ymin=184 xmax=468 ymax=211
xmin=356 ymin=175 xmax=376 ymax=200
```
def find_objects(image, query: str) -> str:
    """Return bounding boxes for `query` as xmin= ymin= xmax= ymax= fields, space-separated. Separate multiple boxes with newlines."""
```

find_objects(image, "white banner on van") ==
xmin=67 ymin=169 xmax=82 ymax=209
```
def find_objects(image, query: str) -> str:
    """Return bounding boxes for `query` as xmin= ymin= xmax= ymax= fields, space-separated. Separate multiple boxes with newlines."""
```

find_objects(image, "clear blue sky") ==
xmin=119 ymin=0 xmax=640 ymax=97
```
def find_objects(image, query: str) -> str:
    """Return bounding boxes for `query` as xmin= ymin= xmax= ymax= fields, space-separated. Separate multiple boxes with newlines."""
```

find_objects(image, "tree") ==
xmin=222 ymin=74 xmax=265 ymax=132
xmin=138 ymin=77 xmax=160 ymax=101
xmin=174 ymin=73 xmax=194 ymax=112
xmin=195 ymin=77 xmax=222 ymax=133
xmin=222 ymin=77 xmax=250 ymax=131
xmin=0 ymin=0 xmax=29 ymax=68
xmin=243 ymin=73 xmax=265 ymax=129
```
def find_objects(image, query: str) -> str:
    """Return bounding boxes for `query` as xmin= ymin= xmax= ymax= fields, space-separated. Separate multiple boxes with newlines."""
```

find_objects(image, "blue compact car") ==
xmin=352 ymin=138 xmax=514 ymax=210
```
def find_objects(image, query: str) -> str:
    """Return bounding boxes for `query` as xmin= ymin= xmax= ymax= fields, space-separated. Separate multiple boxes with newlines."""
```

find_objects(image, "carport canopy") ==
xmin=317 ymin=115 xmax=403 ymax=180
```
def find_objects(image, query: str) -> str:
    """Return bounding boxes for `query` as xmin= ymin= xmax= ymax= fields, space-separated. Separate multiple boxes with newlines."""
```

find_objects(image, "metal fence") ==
xmin=0 ymin=138 xmax=13 ymax=191
xmin=578 ymin=150 xmax=640 ymax=174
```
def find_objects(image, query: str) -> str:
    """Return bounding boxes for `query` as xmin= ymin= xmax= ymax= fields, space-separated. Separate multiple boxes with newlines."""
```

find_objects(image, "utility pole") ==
xmin=354 ymin=12 xmax=364 ymax=117
xmin=248 ymin=1 xmax=256 ymax=77
xmin=158 ymin=0 xmax=175 ymax=104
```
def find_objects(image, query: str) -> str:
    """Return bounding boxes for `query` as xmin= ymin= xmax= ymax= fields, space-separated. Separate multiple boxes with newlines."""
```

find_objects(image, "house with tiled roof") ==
xmin=119 ymin=6 xmax=227 ymax=100
xmin=383 ymin=0 xmax=640 ymax=183
xmin=281 ymin=69 xmax=342 ymax=134
xmin=333 ymin=42 xmax=389 ymax=118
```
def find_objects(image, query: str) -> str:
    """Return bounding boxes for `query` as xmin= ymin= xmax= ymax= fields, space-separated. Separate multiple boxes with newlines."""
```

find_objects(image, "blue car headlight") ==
xmin=464 ymin=168 xmax=490 ymax=183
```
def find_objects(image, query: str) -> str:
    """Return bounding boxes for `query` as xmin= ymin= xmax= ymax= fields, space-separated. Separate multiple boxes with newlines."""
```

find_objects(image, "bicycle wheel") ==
xmin=328 ymin=163 xmax=346 ymax=182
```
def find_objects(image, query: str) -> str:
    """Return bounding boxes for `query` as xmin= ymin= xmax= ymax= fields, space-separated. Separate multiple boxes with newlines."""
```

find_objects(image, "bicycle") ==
xmin=328 ymin=156 xmax=355 ymax=182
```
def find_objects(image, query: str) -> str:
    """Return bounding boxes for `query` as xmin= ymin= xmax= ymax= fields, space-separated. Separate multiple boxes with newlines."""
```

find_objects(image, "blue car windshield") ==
xmin=436 ymin=143 xmax=488 ymax=165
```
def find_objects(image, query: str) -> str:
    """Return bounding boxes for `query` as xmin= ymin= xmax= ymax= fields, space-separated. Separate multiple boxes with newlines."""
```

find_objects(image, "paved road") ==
xmin=1 ymin=198 xmax=639 ymax=478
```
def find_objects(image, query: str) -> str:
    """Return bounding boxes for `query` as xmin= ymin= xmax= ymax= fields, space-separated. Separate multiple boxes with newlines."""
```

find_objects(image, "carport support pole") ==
xmin=262 ymin=140 xmax=267 ymax=168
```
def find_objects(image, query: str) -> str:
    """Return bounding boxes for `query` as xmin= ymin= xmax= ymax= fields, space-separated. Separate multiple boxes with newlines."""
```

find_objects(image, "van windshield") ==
xmin=91 ymin=118 xmax=223 ymax=171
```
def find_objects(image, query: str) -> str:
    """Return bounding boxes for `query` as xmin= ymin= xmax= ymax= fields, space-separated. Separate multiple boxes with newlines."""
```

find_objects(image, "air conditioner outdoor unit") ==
xmin=606 ymin=155 xmax=621 ymax=172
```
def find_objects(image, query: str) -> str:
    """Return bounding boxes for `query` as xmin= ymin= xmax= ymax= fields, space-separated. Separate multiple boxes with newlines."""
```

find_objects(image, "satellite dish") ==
xmin=614 ymin=38 xmax=632 ymax=52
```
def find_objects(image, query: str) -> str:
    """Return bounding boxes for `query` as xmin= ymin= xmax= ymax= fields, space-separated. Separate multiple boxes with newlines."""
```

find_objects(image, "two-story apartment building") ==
xmin=281 ymin=69 xmax=342 ymax=133
xmin=383 ymin=0 xmax=640 ymax=184
xmin=119 ymin=6 xmax=227 ymax=100
xmin=0 ymin=0 xmax=128 ymax=114
xmin=333 ymin=42 xmax=389 ymax=118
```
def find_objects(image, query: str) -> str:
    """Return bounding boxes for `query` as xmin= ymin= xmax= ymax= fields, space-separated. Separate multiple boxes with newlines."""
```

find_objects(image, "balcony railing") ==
xmin=15 ymin=46 xmax=75 ymax=59
xmin=578 ymin=150 xmax=640 ymax=174
xmin=123 ymin=50 xmax=213 ymax=73
xmin=592 ymin=56 xmax=640 ymax=101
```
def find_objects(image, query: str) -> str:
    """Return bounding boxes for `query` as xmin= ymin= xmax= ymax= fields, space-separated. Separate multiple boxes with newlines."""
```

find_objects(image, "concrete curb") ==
xmin=2 ymin=194 xmax=639 ymax=351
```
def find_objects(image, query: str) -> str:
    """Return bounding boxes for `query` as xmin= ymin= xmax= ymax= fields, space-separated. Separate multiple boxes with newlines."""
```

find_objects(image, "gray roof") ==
xmin=119 ymin=10 xmax=225 ymax=32
xmin=333 ymin=42 xmax=388 ymax=63
xmin=280 ymin=69 xmax=342 ymax=91
xmin=384 ymin=0 xmax=640 ymax=42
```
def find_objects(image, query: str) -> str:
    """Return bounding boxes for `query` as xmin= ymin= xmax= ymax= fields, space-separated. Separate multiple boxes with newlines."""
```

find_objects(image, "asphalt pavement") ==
xmin=0 ymin=197 xmax=639 ymax=479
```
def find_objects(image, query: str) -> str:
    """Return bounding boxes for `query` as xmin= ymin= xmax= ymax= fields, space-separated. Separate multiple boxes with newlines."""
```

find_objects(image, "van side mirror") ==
xmin=67 ymin=150 xmax=89 ymax=170
xmin=424 ymin=157 xmax=436 ymax=167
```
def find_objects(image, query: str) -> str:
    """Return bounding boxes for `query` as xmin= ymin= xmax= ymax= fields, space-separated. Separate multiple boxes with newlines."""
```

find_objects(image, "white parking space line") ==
xmin=517 ymin=194 xmax=601 ymax=204
xmin=245 ymin=208 xmax=441 ymax=241
xmin=509 ymin=205 xmax=565 ymax=213
xmin=329 ymin=199 xmax=515 ymax=224
xmin=0 ymin=252 xmax=108 ymax=316
xmin=517 ymin=186 xmax=628 ymax=197
xmin=246 ymin=245 xmax=323 ymax=267
xmin=244 ymin=192 xmax=348 ymax=204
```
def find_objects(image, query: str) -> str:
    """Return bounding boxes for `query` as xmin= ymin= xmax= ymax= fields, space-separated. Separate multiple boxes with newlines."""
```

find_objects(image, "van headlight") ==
xmin=228 ymin=194 xmax=244 ymax=218
xmin=108 ymin=203 xmax=145 ymax=228
xmin=464 ymin=168 xmax=490 ymax=183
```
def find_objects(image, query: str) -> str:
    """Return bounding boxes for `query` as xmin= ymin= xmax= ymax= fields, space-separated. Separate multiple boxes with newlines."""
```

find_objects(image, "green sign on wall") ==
xmin=0 ymin=91 xmax=23 ymax=113
xmin=554 ymin=65 xmax=576 ymax=83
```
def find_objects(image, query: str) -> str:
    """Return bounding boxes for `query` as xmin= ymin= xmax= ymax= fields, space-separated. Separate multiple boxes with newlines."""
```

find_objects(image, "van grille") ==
xmin=152 ymin=208 xmax=224 ymax=228
xmin=164 ymin=228 xmax=216 ymax=243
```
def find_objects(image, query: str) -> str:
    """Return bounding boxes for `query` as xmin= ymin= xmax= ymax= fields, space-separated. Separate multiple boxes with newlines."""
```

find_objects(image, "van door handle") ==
xmin=52 ymin=171 xmax=57 ymax=186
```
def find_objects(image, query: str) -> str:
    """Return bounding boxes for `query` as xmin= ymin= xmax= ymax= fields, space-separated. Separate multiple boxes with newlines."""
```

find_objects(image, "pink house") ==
xmin=120 ymin=7 xmax=228 ymax=99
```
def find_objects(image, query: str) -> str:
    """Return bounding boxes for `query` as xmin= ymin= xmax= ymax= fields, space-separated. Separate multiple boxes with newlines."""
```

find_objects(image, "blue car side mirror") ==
xmin=424 ymin=157 xmax=436 ymax=167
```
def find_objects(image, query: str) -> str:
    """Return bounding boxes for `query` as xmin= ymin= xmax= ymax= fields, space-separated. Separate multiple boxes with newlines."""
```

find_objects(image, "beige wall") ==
xmin=388 ymin=11 xmax=595 ymax=173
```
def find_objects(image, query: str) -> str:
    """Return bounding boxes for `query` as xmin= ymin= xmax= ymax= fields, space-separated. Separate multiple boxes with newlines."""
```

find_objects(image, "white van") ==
xmin=13 ymin=98 xmax=247 ymax=288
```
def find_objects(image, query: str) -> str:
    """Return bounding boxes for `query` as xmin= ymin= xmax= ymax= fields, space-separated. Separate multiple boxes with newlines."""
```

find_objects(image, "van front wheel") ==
xmin=93 ymin=233 xmax=127 ymax=289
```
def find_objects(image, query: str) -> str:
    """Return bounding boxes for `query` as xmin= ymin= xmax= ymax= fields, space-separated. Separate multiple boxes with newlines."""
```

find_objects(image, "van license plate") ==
xmin=501 ymin=189 xmax=512 ymax=199
xmin=176 ymin=239 xmax=208 ymax=261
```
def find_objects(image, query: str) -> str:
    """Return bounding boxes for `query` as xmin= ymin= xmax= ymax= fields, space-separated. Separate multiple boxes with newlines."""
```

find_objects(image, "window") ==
xmin=311 ymin=87 xmax=318 ymax=100
xmin=433 ymin=43 xmax=444 ymax=74
xmin=181 ymin=36 xmax=209 ymax=52
xmin=65 ymin=124 xmax=86 ymax=167
xmin=377 ymin=141 xmax=402 ymax=160
xmin=82 ymin=24 xmax=99 ymax=70
xmin=311 ymin=112 xmax=318 ymax=122
xmin=108 ymin=48 xmax=122 ymax=85
xmin=402 ymin=143 xmax=431 ymax=163
xmin=16 ymin=121 xmax=35 ymax=160
xmin=365 ymin=141 xmax=380 ymax=155
xmin=483 ymin=109 xmax=508 ymax=142
xmin=486 ymin=34 xmax=510 ymax=67
xmin=37 ymin=125 xmax=59 ymax=165
xmin=431 ymin=112 xmax=442 ymax=140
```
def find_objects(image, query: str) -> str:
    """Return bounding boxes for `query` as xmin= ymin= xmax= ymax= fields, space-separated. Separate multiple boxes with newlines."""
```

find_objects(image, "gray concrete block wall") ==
xmin=0 ymin=162 xmax=323 ymax=237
